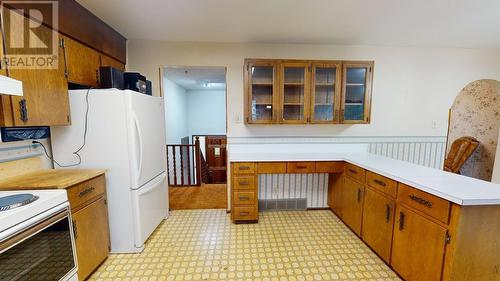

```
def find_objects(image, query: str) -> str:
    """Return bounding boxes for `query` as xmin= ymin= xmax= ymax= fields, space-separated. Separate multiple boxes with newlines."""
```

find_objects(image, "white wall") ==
xmin=128 ymin=40 xmax=500 ymax=139
xmin=186 ymin=90 xmax=226 ymax=137
xmin=164 ymin=77 xmax=188 ymax=144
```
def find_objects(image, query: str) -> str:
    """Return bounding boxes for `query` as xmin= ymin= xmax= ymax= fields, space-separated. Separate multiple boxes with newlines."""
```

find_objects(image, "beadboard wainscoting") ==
xmin=229 ymin=136 xmax=447 ymax=209
xmin=258 ymin=173 xmax=329 ymax=209
xmin=367 ymin=137 xmax=447 ymax=169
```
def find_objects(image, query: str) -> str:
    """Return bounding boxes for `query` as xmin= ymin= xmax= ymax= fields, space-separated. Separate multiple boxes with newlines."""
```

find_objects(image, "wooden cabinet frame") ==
xmin=244 ymin=58 xmax=374 ymax=125
xmin=279 ymin=61 xmax=311 ymax=124
xmin=244 ymin=59 xmax=280 ymax=124
xmin=310 ymin=61 xmax=342 ymax=124
xmin=340 ymin=61 xmax=374 ymax=124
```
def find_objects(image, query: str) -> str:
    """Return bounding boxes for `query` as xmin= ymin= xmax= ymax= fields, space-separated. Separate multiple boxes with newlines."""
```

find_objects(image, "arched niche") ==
xmin=447 ymin=79 xmax=500 ymax=181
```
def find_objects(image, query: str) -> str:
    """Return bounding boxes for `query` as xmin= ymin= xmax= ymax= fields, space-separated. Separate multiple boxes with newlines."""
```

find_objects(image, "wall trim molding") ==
xmin=227 ymin=136 xmax=447 ymax=144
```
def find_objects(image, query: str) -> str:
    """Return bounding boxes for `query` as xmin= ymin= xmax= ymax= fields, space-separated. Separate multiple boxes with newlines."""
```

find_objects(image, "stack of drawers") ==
xmin=231 ymin=162 xmax=258 ymax=222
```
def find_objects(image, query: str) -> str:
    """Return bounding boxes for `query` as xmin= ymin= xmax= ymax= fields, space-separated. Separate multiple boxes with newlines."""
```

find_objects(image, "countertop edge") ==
xmin=228 ymin=155 xmax=500 ymax=206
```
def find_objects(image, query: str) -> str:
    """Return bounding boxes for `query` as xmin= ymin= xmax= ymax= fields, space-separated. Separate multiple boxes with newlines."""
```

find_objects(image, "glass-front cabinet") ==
xmin=280 ymin=62 xmax=310 ymax=123
xmin=310 ymin=62 xmax=342 ymax=123
xmin=245 ymin=60 xmax=278 ymax=123
xmin=341 ymin=62 xmax=373 ymax=123
xmin=244 ymin=59 xmax=373 ymax=125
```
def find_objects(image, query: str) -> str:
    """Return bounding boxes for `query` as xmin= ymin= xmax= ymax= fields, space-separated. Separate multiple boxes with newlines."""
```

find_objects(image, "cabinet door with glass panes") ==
xmin=279 ymin=62 xmax=311 ymax=123
xmin=310 ymin=62 xmax=342 ymax=123
xmin=341 ymin=62 xmax=373 ymax=124
xmin=245 ymin=60 xmax=279 ymax=123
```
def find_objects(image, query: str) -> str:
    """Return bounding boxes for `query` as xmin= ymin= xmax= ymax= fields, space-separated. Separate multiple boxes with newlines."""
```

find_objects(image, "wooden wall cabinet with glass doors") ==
xmin=244 ymin=59 xmax=373 ymax=125
xmin=244 ymin=60 xmax=279 ymax=124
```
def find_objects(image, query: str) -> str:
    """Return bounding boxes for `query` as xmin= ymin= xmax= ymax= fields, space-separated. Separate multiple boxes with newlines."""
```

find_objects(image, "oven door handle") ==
xmin=0 ymin=206 xmax=70 ymax=253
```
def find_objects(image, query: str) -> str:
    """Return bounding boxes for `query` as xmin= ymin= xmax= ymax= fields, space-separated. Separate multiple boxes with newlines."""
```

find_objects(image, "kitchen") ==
xmin=0 ymin=1 xmax=500 ymax=281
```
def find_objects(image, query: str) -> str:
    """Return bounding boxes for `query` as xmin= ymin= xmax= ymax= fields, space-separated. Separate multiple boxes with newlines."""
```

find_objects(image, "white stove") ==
xmin=0 ymin=190 xmax=67 ymax=235
xmin=0 ymin=190 xmax=78 ymax=281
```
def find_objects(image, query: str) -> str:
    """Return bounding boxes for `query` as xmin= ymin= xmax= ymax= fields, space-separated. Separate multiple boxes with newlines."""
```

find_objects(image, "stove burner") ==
xmin=0 ymin=194 xmax=39 ymax=212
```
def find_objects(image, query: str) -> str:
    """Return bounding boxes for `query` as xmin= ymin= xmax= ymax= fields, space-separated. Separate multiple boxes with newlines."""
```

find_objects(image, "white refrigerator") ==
xmin=51 ymin=89 xmax=168 ymax=253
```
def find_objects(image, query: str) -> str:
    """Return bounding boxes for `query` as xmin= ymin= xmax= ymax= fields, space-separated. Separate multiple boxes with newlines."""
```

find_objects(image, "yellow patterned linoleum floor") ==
xmin=89 ymin=210 xmax=401 ymax=281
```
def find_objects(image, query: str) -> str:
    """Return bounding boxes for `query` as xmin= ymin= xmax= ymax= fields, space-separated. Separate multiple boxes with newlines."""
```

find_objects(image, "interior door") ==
xmin=131 ymin=173 xmax=168 ymax=248
xmin=205 ymin=136 xmax=227 ymax=184
xmin=126 ymin=90 xmax=167 ymax=189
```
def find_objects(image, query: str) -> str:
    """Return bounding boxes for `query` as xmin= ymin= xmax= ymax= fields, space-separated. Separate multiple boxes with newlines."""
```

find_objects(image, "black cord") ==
xmin=33 ymin=87 xmax=92 ymax=167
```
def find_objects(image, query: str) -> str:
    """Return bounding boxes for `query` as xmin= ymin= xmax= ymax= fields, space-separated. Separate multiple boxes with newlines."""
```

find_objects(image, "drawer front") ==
xmin=366 ymin=171 xmax=397 ymax=198
xmin=315 ymin=162 xmax=344 ymax=173
xmin=257 ymin=162 xmax=286 ymax=174
xmin=232 ymin=176 xmax=256 ymax=191
xmin=233 ymin=162 xmax=256 ymax=174
xmin=233 ymin=191 xmax=256 ymax=206
xmin=67 ymin=175 xmax=106 ymax=210
xmin=233 ymin=206 xmax=258 ymax=221
xmin=345 ymin=163 xmax=366 ymax=183
xmin=287 ymin=162 xmax=316 ymax=173
xmin=398 ymin=183 xmax=451 ymax=224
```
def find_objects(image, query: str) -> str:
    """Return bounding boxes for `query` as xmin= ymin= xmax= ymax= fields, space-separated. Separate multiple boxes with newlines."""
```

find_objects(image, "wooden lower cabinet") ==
xmin=327 ymin=173 xmax=343 ymax=217
xmin=68 ymin=174 xmax=110 ymax=281
xmin=361 ymin=187 xmax=395 ymax=263
xmin=391 ymin=205 xmax=447 ymax=281
xmin=72 ymin=196 xmax=110 ymax=281
xmin=341 ymin=177 xmax=365 ymax=235
xmin=231 ymin=163 xmax=258 ymax=222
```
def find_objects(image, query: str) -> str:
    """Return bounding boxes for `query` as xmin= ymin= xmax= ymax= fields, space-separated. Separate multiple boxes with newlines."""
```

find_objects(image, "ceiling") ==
xmin=164 ymin=67 xmax=226 ymax=91
xmin=77 ymin=0 xmax=500 ymax=48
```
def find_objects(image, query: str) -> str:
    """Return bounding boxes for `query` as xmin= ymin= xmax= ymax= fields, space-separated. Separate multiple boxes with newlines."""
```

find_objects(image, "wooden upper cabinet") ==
xmin=244 ymin=60 xmax=279 ymax=123
xmin=341 ymin=61 xmax=373 ymax=124
xmin=310 ymin=62 xmax=342 ymax=123
xmin=62 ymin=35 xmax=101 ymax=87
xmin=2 ymin=14 xmax=70 ymax=126
xmin=100 ymin=54 xmax=125 ymax=71
xmin=279 ymin=61 xmax=310 ymax=123
xmin=244 ymin=59 xmax=373 ymax=125
xmin=391 ymin=205 xmax=448 ymax=281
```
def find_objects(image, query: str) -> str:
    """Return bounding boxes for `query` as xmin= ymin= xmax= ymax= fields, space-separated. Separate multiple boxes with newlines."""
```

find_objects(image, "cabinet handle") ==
xmin=19 ymin=99 xmax=28 ymax=122
xmin=409 ymin=194 xmax=433 ymax=208
xmin=238 ymin=166 xmax=250 ymax=170
xmin=374 ymin=179 xmax=387 ymax=187
xmin=239 ymin=212 xmax=250 ymax=216
xmin=78 ymin=186 xmax=95 ymax=197
xmin=239 ymin=196 xmax=250 ymax=201
xmin=357 ymin=188 xmax=362 ymax=203
xmin=340 ymin=109 xmax=345 ymax=122
xmin=385 ymin=205 xmax=391 ymax=223
xmin=399 ymin=212 xmax=405 ymax=231
xmin=296 ymin=165 xmax=308 ymax=169
xmin=348 ymin=168 xmax=358 ymax=174
xmin=334 ymin=109 xmax=339 ymax=121
xmin=72 ymin=219 xmax=78 ymax=240
xmin=238 ymin=181 xmax=250 ymax=186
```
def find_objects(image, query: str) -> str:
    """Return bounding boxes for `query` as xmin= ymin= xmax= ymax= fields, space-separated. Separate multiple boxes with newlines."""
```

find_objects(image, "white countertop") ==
xmin=229 ymin=152 xmax=500 ymax=206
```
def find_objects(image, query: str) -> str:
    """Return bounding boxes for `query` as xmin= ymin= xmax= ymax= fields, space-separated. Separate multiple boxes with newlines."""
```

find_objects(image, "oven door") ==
xmin=0 ymin=203 xmax=78 ymax=281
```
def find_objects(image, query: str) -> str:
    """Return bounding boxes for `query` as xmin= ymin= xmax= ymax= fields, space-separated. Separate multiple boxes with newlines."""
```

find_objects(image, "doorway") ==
xmin=163 ymin=66 xmax=227 ymax=209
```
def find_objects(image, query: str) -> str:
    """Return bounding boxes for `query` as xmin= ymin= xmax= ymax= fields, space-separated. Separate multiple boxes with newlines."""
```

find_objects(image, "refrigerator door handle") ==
xmin=133 ymin=113 xmax=144 ymax=180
